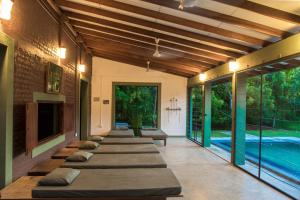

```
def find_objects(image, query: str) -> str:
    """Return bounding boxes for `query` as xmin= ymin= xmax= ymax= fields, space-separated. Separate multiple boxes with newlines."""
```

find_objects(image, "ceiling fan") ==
xmin=176 ymin=0 xmax=199 ymax=10
xmin=153 ymin=37 xmax=161 ymax=58
xmin=152 ymin=37 xmax=185 ymax=60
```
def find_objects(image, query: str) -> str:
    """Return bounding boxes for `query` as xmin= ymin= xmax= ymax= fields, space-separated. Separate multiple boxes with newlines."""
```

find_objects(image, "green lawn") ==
xmin=191 ymin=129 xmax=300 ymax=138
xmin=211 ymin=131 xmax=229 ymax=138
xmin=247 ymin=129 xmax=300 ymax=138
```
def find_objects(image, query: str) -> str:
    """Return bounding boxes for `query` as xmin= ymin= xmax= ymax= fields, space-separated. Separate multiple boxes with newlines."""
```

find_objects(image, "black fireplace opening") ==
xmin=38 ymin=102 xmax=63 ymax=142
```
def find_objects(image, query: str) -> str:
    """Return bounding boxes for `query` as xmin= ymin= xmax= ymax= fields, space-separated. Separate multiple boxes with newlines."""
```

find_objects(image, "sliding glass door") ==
xmin=237 ymin=67 xmax=300 ymax=199
xmin=211 ymin=80 xmax=232 ymax=161
xmin=187 ymin=86 xmax=203 ymax=144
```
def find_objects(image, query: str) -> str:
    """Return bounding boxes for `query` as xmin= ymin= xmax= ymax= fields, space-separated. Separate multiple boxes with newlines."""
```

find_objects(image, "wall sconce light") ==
xmin=199 ymin=73 xmax=206 ymax=82
xmin=58 ymin=47 xmax=66 ymax=59
xmin=229 ymin=60 xmax=239 ymax=72
xmin=0 ymin=0 xmax=13 ymax=20
xmin=78 ymin=64 xmax=85 ymax=73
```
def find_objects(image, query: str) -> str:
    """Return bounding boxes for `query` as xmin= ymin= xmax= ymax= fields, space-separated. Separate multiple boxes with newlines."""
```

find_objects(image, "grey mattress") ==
xmin=101 ymin=137 xmax=153 ymax=145
xmin=141 ymin=129 xmax=168 ymax=138
xmin=89 ymin=144 xmax=159 ymax=154
xmin=106 ymin=129 xmax=135 ymax=138
xmin=32 ymin=168 xmax=181 ymax=198
xmin=61 ymin=154 xmax=167 ymax=169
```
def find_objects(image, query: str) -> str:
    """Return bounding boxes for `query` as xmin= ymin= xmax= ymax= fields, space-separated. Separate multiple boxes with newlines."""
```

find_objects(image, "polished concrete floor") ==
xmin=156 ymin=138 xmax=291 ymax=200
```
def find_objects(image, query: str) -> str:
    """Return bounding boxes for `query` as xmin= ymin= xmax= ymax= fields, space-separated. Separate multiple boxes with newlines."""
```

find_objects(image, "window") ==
xmin=113 ymin=83 xmax=160 ymax=133
xmin=211 ymin=80 xmax=232 ymax=161
xmin=237 ymin=66 xmax=300 ymax=199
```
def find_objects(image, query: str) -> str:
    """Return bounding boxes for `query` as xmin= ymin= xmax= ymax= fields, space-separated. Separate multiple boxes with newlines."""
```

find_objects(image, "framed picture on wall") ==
xmin=46 ymin=62 xmax=63 ymax=94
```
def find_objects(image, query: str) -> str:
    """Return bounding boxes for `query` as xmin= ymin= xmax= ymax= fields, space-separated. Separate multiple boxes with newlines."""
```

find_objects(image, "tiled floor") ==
xmin=156 ymin=137 xmax=291 ymax=200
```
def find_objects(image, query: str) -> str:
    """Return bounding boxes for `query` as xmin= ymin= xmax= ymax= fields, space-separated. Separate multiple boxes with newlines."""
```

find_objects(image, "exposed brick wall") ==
xmin=0 ymin=0 xmax=92 ymax=179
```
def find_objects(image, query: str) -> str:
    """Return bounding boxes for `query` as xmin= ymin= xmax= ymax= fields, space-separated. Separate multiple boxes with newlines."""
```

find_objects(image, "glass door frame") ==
xmin=187 ymin=85 xmax=204 ymax=145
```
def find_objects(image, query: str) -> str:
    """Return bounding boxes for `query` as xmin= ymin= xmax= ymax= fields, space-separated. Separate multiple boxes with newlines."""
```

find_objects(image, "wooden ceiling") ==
xmin=51 ymin=0 xmax=300 ymax=77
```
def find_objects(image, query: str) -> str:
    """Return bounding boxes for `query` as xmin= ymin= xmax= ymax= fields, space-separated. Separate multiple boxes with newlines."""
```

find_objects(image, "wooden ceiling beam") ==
xmin=141 ymin=0 xmax=291 ymax=38
xmin=213 ymin=0 xmax=300 ymax=24
xmin=76 ymin=27 xmax=220 ymax=66
xmin=73 ymin=22 xmax=228 ymax=63
xmin=84 ymin=38 xmax=205 ymax=72
xmin=86 ymin=0 xmax=268 ymax=46
xmin=55 ymin=0 xmax=255 ymax=52
xmin=92 ymin=49 xmax=197 ymax=77
xmin=64 ymin=11 xmax=242 ymax=58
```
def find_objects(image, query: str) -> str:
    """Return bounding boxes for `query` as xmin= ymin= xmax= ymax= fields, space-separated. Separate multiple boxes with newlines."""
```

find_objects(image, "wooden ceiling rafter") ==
xmin=75 ymin=27 xmax=221 ymax=66
xmin=85 ymin=0 xmax=269 ymax=46
xmin=64 ymin=11 xmax=242 ymax=58
xmin=92 ymin=49 xmax=198 ymax=77
xmin=213 ymin=0 xmax=300 ymax=24
xmin=72 ymin=22 xmax=228 ymax=63
xmin=54 ymin=0 xmax=255 ymax=53
xmin=84 ymin=37 xmax=206 ymax=72
xmin=141 ymin=0 xmax=291 ymax=38
xmin=85 ymin=38 xmax=214 ymax=70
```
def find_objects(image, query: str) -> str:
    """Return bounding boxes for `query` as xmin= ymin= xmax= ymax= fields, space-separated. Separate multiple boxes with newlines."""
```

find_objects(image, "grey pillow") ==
xmin=65 ymin=151 xmax=93 ymax=162
xmin=88 ymin=135 xmax=104 ymax=142
xmin=79 ymin=141 xmax=99 ymax=149
xmin=38 ymin=168 xmax=80 ymax=186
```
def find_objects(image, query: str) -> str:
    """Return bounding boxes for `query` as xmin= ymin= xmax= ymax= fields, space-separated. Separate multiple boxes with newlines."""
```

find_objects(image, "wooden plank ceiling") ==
xmin=52 ymin=0 xmax=300 ymax=77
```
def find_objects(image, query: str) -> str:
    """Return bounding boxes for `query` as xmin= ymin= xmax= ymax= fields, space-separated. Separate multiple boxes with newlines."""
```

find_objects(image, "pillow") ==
xmin=38 ymin=168 xmax=80 ymax=186
xmin=79 ymin=141 xmax=99 ymax=149
xmin=65 ymin=151 xmax=93 ymax=162
xmin=88 ymin=135 xmax=104 ymax=142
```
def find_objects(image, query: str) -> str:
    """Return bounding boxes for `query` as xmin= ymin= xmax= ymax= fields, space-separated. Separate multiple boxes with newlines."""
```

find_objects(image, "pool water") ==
xmin=214 ymin=140 xmax=300 ymax=181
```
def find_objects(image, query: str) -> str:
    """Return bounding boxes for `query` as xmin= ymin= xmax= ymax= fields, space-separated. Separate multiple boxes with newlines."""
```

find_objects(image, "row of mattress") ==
xmin=5 ymin=129 xmax=182 ymax=200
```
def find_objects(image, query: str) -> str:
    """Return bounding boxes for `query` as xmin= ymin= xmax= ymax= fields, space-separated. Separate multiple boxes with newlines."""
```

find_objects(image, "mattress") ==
xmin=141 ymin=130 xmax=168 ymax=139
xmin=90 ymin=144 xmax=159 ymax=154
xmin=32 ymin=168 xmax=181 ymax=198
xmin=101 ymin=137 xmax=153 ymax=145
xmin=61 ymin=154 xmax=167 ymax=169
xmin=106 ymin=129 xmax=135 ymax=138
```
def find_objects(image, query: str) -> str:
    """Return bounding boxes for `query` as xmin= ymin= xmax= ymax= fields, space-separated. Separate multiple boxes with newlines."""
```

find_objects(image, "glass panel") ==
xmin=211 ymin=81 xmax=232 ymax=161
xmin=237 ymin=74 xmax=261 ymax=176
xmin=187 ymin=86 xmax=203 ymax=143
xmin=115 ymin=85 xmax=158 ymax=132
xmin=260 ymin=67 xmax=300 ymax=198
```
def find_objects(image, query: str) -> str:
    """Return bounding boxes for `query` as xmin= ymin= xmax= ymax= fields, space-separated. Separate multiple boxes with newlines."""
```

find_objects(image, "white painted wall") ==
xmin=91 ymin=57 xmax=187 ymax=136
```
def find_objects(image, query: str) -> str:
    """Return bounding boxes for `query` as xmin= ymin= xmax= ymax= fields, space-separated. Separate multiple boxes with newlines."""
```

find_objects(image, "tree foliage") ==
xmin=115 ymin=85 xmax=158 ymax=130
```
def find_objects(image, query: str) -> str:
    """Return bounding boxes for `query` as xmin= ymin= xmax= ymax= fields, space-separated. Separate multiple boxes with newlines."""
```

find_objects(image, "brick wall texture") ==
xmin=0 ymin=0 xmax=92 ymax=179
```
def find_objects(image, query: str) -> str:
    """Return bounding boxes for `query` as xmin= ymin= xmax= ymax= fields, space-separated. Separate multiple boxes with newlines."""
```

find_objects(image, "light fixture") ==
xmin=78 ymin=64 xmax=86 ymax=73
xmin=229 ymin=60 xmax=239 ymax=72
xmin=58 ymin=47 xmax=66 ymax=59
xmin=0 ymin=0 xmax=13 ymax=20
xmin=199 ymin=73 xmax=206 ymax=82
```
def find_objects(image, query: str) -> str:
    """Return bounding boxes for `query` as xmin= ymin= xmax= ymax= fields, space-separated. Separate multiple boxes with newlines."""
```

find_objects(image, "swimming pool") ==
xmin=213 ymin=139 xmax=300 ymax=182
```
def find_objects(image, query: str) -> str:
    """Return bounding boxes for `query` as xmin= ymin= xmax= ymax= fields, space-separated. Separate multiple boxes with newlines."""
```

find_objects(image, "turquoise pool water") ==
xmin=214 ymin=140 xmax=300 ymax=181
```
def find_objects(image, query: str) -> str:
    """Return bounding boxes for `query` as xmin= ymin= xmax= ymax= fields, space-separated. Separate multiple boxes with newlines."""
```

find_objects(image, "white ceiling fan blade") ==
xmin=153 ymin=38 xmax=161 ymax=57
xmin=175 ymin=0 xmax=199 ymax=9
